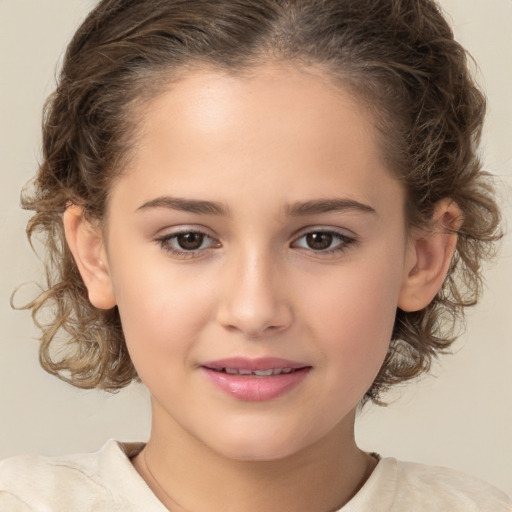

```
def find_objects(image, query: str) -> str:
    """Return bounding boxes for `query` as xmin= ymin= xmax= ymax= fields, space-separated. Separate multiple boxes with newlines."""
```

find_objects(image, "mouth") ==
xmin=204 ymin=367 xmax=305 ymax=376
xmin=200 ymin=357 xmax=311 ymax=401
xmin=201 ymin=357 xmax=310 ymax=375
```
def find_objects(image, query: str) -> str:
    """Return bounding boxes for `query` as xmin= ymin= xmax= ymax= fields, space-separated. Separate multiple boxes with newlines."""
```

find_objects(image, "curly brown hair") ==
xmin=19 ymin=0 xmax=501 ymax=403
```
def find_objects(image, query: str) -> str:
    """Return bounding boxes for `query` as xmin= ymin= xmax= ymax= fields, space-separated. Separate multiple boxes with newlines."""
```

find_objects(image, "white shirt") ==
xmin=0 ymin=440 xmax=510 ymax=511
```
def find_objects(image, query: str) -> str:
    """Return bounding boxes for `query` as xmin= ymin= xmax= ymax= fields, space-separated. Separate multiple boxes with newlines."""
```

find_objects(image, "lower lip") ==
xmin=201 ymin=368 xmax=310 ymax=401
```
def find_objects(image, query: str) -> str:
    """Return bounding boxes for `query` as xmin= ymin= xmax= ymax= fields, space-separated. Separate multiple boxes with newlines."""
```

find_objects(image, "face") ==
xmin=100 ymin=64 xmax=413 ymax=461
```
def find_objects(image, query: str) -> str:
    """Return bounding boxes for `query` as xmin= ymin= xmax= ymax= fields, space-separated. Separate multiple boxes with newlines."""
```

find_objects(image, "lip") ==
xmin=200 ymin=357 xmax=311 ymax=402
xmin=201 ymin=357 xmax=307 ymax=371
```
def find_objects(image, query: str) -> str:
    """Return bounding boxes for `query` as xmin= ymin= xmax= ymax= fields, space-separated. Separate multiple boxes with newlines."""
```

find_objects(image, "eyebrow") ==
xmin=136 ymin=196 xmax=376 ymax=217
xmin=137 ymin=196 xmax=229 ymax=215
xmin=286 ymin=198 xmax=376 ymax=216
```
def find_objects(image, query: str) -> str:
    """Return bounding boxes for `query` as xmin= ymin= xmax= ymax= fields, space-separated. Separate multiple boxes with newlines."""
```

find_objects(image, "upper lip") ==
xmin=201 ymin=357 xmax=309 ymax=371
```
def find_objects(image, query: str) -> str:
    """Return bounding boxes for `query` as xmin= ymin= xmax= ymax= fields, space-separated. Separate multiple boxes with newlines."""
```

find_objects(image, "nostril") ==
xmin=215 ymin=278 xmax=293 ymax=336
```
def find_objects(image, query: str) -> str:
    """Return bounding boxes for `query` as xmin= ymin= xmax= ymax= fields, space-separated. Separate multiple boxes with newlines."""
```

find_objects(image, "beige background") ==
xmin=1 ymin=0 xmax=511 ymax=495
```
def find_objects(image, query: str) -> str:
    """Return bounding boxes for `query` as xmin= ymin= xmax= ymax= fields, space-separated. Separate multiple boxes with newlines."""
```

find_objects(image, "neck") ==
xmin=132 ymin=403 xmax=375 ymax=512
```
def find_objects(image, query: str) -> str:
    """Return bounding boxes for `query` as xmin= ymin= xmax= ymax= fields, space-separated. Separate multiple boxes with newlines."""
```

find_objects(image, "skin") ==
xmin=65 ymin=63 xmax=459 ymax=511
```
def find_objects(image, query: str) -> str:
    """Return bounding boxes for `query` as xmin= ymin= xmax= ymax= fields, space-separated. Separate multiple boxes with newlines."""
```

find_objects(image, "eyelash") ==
xmin=291 ymin=229 xmax=356 ymax=255
xmin=155 ymin=229 xmax=356 ymax=258
xmin=156 ymin=230 xmax=220 ymax=259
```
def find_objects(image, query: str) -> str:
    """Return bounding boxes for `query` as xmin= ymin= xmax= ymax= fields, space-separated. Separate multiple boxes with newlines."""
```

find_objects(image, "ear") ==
xmin=63 ymin=205 xmax=116 ymax=310
xmin=398 ymin=199 xmax=462 ymax=312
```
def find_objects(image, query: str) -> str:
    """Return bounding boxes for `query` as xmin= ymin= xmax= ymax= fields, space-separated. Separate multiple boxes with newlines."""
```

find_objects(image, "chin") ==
xmin=203 ymin=426 xmax=316 ymax=463
xmin=220 ymin=444 xmax=300 ymax=462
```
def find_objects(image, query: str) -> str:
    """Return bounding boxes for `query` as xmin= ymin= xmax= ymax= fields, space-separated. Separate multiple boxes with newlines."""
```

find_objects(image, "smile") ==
xmin=207 ymin=367 xmax=299 ymax=376
xmin=200 ymin=357 xmax=311 ymax=401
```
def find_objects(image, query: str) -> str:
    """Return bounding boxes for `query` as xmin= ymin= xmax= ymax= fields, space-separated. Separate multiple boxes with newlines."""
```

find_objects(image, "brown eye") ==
xmin=291 ymin=230 xmax=355 ymax=254
xmin=305 ymin=232 xmax=334 ymax=250
xmin=157 ymin=230 xmax=220 ymax=257
xmin=176 ymin=232 xmax=205 ymax=250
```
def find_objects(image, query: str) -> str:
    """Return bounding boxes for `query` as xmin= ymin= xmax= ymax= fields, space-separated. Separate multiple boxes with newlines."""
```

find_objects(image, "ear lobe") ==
xmin=63 ymin=205 xmax=116 ymax=310
xmin=398 ymin=200 xmax=462 ymax=312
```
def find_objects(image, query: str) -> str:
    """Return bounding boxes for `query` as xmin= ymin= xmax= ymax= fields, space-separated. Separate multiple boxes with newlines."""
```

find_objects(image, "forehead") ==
xmin=113 ymin=63 xmax=402 ymax=216
xmin=137 ymin=63 xmax=374 ymax=150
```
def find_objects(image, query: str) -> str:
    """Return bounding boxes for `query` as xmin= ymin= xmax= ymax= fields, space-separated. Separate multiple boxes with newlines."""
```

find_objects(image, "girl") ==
xmin=1 ymin=0 xmax=510 ymax=510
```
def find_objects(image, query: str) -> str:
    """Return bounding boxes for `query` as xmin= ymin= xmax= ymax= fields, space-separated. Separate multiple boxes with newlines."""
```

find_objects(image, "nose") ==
xmin=216 ymin=249 xmax=293 ymax=338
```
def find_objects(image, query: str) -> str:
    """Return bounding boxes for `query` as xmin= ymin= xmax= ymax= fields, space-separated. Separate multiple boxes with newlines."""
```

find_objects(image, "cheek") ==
xmin=109 ymin=254 xmax=215 ymax=362
xmin=307 ymin=254 xmax=402 ymax=334
xmin=307 ymin=255 xmax=403 ymax=386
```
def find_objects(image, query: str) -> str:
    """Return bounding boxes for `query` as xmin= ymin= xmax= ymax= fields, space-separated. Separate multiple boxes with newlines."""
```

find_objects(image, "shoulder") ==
xmin=0 ymin=440 xmax=165 ymax=512
xmin=342 ymin=457 xmax=511 ymax=512
xmin=393 ymin=458 xmax=512 ymax=511
xmin=0 ymin=450 xmax=105 ymax=512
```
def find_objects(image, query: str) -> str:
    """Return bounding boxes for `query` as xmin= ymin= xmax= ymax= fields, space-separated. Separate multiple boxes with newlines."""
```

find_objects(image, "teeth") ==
xmin=220 ymin=367 xmax=298 ymax=376
xmin=254 ymin=369 xmax=274 ymax=376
